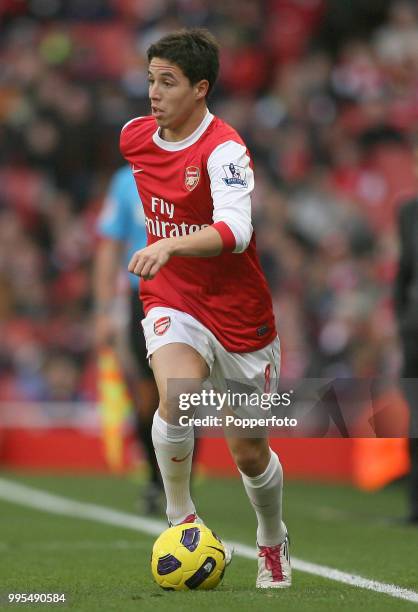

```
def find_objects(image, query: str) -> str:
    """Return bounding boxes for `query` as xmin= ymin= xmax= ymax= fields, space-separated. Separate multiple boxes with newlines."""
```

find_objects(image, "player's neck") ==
xmin=161 ymin=105 xmax=208 ymax=142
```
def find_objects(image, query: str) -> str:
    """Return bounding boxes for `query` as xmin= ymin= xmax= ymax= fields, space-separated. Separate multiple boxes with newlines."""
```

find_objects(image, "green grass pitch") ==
xmin=0 ymin=471 xmax=417 ymax=611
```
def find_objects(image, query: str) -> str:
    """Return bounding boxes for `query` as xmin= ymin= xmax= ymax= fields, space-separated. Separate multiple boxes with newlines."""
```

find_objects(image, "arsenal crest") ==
xmin=184 ymin=166 xmax=200 ymax=191
xmin=154 ymin=316 xmax=171 ymax=336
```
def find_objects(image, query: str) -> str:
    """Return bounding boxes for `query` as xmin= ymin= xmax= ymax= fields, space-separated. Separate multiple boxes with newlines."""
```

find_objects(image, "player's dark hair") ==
xmin=147 ymin=28 xmax=219 ymax=97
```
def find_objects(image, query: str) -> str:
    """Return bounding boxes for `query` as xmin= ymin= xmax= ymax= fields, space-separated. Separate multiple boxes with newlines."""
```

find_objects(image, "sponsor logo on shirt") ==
xmin=184 ymin=166 xmax=200 ymax=191
xmin=145 ymin=196 xmax=210 ymax=238
xmin=154 ymin=316 xmax=171 ymax=336
xmin=222 ymin=163 xmax=248 ymax=188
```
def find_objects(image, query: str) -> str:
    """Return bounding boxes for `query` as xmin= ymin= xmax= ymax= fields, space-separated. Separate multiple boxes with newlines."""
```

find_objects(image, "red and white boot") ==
xmin=256 ymin=531 xmax=291 ymax=588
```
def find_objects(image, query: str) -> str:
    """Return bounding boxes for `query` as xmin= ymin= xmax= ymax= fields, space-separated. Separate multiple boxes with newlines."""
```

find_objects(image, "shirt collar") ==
xmin=152 ymin=109 xmax=214 ymax=151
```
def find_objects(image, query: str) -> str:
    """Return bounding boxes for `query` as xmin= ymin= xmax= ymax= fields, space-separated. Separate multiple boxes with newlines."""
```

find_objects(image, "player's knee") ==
xmin=152 ymin=407 xmax=193 ymax=445
xmin=230 ymin=440 xmax=270 ymax=477
xmin=156 ymin=401 xmax=170 ymax=423
xmin=157 ymin=393 xmax=192 ymax=425
xmin=158 ymin=380 xmax=204 ymax=424
xmin=157 ymin=398 xmax=182 ymax=425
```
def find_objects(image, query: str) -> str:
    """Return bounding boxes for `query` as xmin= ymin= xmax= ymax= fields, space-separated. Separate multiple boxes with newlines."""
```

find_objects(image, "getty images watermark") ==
xmin=166 ymin=377 xmax=418 ymax=438
xmin=177 ymin=388 xmax=297 ymax=430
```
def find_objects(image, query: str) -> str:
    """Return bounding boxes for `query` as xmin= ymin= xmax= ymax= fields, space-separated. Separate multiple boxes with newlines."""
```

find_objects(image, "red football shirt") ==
xmin=120 ymin=110 xmax=276 ymax=353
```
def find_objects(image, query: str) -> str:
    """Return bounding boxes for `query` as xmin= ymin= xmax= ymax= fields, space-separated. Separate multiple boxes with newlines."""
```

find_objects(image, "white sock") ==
xmin=151 ymin=411 xmax=195 ymax=525
xmin=239 ymin=450 xmax=286 ymax=547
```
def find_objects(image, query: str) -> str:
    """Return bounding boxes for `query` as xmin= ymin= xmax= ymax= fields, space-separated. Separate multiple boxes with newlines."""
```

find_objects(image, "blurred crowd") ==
xmin=0 ymin=0 xmax=417 ymax=401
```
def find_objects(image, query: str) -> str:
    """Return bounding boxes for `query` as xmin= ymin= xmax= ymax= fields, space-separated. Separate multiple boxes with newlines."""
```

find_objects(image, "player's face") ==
xmin=148 ymin=58 xmax=207 ymax=132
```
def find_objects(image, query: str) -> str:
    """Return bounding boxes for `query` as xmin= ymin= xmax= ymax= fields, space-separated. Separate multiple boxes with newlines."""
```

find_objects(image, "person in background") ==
xmin=394 ymin=175 xmax=418 ymax=525
xmin=94 ymin=165 xmax=162 ymax=514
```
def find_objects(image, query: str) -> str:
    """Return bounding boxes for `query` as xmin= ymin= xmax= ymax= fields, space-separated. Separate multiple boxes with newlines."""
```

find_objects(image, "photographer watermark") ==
xmin=166 ymin=377 xmax=418 ymax=438
xmin=177 ymin=388 xmax=297 ymax=430
xmin=178 ymin=414 xmax=298 ymax=429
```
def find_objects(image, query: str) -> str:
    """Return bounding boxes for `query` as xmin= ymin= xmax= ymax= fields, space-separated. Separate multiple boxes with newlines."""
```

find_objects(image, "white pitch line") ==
xmin=0 ymin=540 xmax=151 ymax=552
xmin=0 ymin=478 xmax=417 ymax=604
xmin=232 ymin=542 xmax=418 ymax=602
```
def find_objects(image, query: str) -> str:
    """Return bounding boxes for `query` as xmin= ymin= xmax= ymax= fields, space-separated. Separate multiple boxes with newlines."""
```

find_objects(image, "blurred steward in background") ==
xmin=394 ymin=146 xmax=418 ymax=525
xmin=94 ymin=165 xmax=162 ymax=514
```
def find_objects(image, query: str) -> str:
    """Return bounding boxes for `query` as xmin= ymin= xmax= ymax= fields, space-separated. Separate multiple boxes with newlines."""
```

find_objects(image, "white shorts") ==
xmin=141 ymin=307 xmax=280 ymax=399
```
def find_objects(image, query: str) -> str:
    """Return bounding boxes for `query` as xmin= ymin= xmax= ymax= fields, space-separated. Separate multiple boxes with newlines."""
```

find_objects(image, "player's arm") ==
xmin=93 ymin=173 xmax=130 ymax=347
xmin=93 ymin=238 xmax=124 ymax=347
xmin=94 ymin=237 xmax=124 ymax=313
xmin=128 ymin=226 xmax=223 ymax=279
xmin=128 ymin=140 xmax=254 ymax=280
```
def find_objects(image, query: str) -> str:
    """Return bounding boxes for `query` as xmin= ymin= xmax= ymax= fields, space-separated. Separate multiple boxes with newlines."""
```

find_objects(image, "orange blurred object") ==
xmin=97 ymin=348 xmax=133 ymax=473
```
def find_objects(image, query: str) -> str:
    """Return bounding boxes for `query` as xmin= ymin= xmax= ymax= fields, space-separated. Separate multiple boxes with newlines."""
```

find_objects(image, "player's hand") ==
xmin=128 ymin=239 xmax=174 ymax=280
xmin=94 ymin=312 xmax=116 ymax=349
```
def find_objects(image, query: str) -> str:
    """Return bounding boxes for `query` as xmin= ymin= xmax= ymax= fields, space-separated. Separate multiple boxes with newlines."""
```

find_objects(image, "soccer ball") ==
xmin=151 ymin=523 xmax=226 ymax=590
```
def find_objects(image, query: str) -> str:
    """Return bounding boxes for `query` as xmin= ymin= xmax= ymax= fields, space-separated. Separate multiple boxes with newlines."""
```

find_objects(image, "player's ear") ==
xmin=195 ymin=80 xmax=209 ymax=101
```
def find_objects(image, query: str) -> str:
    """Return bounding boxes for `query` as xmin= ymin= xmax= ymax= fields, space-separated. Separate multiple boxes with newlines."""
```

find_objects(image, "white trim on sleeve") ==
xmin=207 ymin=140 xmax=254 ymax=253
xmin=121 ymin=116 xmax=144 ymax=132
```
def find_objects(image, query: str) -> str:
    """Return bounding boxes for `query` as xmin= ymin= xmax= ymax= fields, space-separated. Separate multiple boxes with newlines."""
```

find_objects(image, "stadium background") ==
xmin=1 ymin=2 xmax=418 ymax=609
xmin=0 ymin=1 xmax=417 ymax=482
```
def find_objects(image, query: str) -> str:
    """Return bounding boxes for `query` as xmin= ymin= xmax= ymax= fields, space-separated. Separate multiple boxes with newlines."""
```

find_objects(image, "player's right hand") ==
xmin=128 ymin=239 xmax=174 ymax=280
xmin=94 ymin=313 xmax=116 ymax=349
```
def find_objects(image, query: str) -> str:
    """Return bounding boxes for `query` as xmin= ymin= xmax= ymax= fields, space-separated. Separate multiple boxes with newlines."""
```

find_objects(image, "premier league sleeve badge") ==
xmin=222 ymin=163 xmax=248 ymax=188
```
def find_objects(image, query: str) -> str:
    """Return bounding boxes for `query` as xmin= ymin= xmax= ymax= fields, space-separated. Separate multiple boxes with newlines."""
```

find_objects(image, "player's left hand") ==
xmin=128 ymin=239 xmax=174 ymax=280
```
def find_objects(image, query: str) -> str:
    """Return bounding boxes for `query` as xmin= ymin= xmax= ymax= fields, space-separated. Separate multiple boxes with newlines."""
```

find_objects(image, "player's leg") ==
xmin=129 ymin=291 xmax=162 ymax=514
xmin=216 ymin=337 xmax=286 ymax=547
xmin=142 ymin=308 xmax=215 ymax=525
xmin=151 ymin=342 xmax=209 ymax=525
xmin=134 ymin=377 xmax=161 ymax=511
xmin=225 ymin=434 xmax=290 ymax=587
xmin=216 ymin=336 xmax=291 ymax=586
xmin=226 ymin=436 xmax=286 ymax=544
xmin=400 ymin=333 xmax=418 ymax=523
